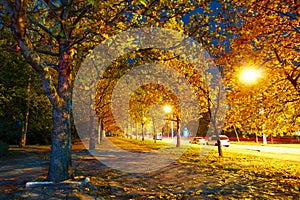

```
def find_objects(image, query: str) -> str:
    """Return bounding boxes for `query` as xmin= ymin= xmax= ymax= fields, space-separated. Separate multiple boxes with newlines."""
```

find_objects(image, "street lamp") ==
xmin=239 ymin=66 xmax=267 ymax=144
xmin=164 ymin=105 xmax=172 ymax=113
xmin=239 ymin=67 xmax=263 ymax=85
xmin=163 ymin=105 xmax=181 ymax=147
xmin=164 ymin=105 xmax=173 ymax=138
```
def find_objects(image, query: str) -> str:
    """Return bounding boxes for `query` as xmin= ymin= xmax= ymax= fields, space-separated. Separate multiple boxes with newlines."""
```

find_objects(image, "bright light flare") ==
xmin=164 ymin=105 xmax=172 ymax=113
xmin=239 ymin=68 xmax=262 ymax=84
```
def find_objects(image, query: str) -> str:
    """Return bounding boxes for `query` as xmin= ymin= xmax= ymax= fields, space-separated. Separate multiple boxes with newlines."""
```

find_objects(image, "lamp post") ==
xmin=239 ymin=66 xmax=266 ymax=144
xmin=164 ymin=105 xmax=180 ymax=147
xmin=164 ymin=105 xmax=173 ymax=138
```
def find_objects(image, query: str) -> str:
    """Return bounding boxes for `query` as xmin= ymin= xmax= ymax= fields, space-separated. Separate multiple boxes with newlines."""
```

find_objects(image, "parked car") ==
xmin=189 ymin=137 xmax=208 ymax=145
xmin=208 ymin=135 xmax=230 ymax=147
xmin=153 ymin=132 xmax=163 ymax=140
xmin=105 ymin=132 xmax=114 ymax=137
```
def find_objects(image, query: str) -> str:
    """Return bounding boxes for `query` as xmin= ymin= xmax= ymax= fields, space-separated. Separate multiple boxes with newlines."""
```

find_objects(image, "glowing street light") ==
xmin=239 ymin=66 xmax=267 ymax=144
xmin=163 ymin=104 xmax=181 ymax=147
xmin=164 ymin=105 xmax=172 ymax=113
xmin=163 ymin=105 xmax=174 ymax=139
xmin=239 ymin=67 xmax=262 ymax=84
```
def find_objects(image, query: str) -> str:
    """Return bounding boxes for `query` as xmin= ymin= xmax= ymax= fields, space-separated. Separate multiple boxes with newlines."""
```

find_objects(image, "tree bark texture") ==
xmin=48 ymin=101 xmax=72 ymax=182
xmin=47 ymin=38 xmax=73 ymax=182
xmin=2 ymin=0 xmax=73 ymax=182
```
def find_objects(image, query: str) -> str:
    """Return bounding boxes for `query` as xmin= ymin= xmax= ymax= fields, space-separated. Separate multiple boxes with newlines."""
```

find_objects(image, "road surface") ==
xmin=161 ymin=137 xmax=300 ymax=162
xmin=230 ymin=143 xmax=300 ymax=155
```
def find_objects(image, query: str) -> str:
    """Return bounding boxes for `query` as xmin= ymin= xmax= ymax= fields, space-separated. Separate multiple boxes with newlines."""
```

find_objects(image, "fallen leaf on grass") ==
xmin=195 ymin=189 xmax=203 ymax=195
xmin=137 ymin=187 xmax=147 ymax=191
xmin=157 ymin=184 xmax=163 ymax=189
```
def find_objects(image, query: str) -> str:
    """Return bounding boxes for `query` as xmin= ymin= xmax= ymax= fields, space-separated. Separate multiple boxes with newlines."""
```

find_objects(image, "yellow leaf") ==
xmin=195 ymin=189 xmax=203 ymax=195
xmin=102 ymin=33 xmax=109 ymax=39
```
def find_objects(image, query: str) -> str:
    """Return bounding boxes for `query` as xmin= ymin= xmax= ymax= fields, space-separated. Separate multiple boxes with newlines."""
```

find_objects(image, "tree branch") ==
xmin=34 ymin=48 xmax=59 ymax=57
xmin=43 ymin=59 xmax=58 ymax=70
xmin=254 ymin=2 xmax=298 ymax=20
xmin=28 ymin=15 xmax=55 ymax=37
xmin=1 ymin=44 xmax=20 ymax=52
xmin=1 ymin=0 xmax=61 ymax=107
xmin=69 ymin=4 xmax=93 ymax=38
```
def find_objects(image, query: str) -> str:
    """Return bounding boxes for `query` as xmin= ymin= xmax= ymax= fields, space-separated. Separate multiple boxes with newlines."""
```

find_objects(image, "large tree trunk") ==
xmin=89 ymin=94 xmax=96 ymax=150
xmin=89 ymin=114 xmax=96 ymax=150
xmin=2 ymin=0 xmax=74 ymax=182
xmin=47 ymin=38 xmax=73 ymax=182
xmin=48 ymin=102 xmax=72 ymax=182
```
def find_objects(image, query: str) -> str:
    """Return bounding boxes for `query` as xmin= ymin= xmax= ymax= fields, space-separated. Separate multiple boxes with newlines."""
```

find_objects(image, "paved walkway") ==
xmin=0 ymin=144 xmax=94 ymax=199
xmin=0 ymin=149 xmax=49 ymax=199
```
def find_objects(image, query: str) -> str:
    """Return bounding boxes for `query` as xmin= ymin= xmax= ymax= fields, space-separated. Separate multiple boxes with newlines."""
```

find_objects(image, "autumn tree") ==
xmin=220 ymin=1 xmax=300 ymax=139
xmin=0 ymin=50 xmax=53 ymax=146
xmin=94 ymin=44 xmax=224 ymax=150
xmin=0 ymin=0 xmax=136 ymax=181
xmin=1 ymin=0 xmax=231 ymax=180
xmin=129 ymin=84 xmax=180 ymax=141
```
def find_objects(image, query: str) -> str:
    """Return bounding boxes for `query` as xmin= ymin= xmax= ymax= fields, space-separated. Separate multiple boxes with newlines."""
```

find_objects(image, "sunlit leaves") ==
xmin=221 ymin=0 xmax=300 ymax=137
xmin=94 ymin=47 xmax=213 ymax=135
